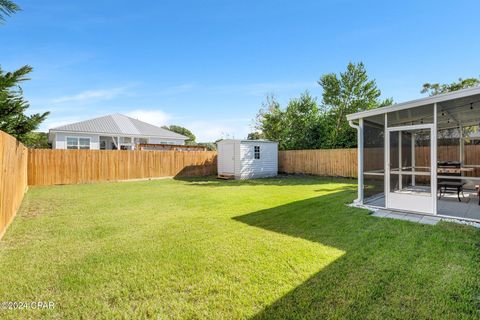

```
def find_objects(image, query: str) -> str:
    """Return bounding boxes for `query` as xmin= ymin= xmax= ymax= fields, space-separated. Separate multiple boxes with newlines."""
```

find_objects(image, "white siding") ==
xmin=53 ymin=132 xmax=100 ymax=150
xmin=52 ymin=133 xmax=185 ymax=150
xmin=217 ymin=140 xmax=278 ymax=179
xmin=239 ymin=142 xmax=278 ymax=179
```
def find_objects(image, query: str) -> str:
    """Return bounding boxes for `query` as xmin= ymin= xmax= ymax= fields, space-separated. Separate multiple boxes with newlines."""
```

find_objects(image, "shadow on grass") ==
xmin=174 ymin=174 xmax=356 ymax=188
xmin=233 ymin=191 xmax=480 ymax=319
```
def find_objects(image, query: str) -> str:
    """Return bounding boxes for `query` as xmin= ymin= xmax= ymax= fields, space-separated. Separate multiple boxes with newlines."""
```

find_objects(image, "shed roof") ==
xmin=347 ymin=86 xmax=480 ymax=121
xmin=49 ymin=113 xmax=188 ymax=140
xmin=216 ymin=139 xmax=278 ymax=144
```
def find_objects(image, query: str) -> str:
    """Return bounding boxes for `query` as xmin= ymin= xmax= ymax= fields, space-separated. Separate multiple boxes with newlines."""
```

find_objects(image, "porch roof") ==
xmin=346 ymin=86 xmax=480 ymax=129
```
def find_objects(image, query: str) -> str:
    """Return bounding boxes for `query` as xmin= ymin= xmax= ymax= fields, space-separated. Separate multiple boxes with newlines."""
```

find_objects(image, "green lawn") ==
xmin=0 ymin=176 xmax=479 ymax=319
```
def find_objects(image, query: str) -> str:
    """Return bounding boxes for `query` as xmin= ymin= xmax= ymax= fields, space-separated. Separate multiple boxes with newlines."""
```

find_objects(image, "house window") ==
xmin=254 ymin=146 xmax=260 ymax=159
xmin=66 ymin=137 xmax=90 ymax=150
xmin=100 ymin=140 xmax=106 ymax=150
xmin=79 ymin=138 xmax=90 ymax=149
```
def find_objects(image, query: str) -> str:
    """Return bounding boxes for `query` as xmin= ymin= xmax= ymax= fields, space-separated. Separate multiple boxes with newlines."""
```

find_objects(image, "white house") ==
xmin=217 ymin=139 xmax=278 ymax=179
xmin=49 ymin=114 xmax=188 ymax=150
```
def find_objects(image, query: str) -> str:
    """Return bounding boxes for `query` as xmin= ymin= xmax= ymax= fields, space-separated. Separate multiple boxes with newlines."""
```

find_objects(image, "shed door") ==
xmin=222 ymin=143 xmax=235 ymax=174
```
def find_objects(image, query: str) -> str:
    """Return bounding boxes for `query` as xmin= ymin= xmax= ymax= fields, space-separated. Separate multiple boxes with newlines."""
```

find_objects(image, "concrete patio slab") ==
xmin=385 ymin=212 xmax=407 ymax=220
xmin=419 ymin=216 xmax=441 ymax=225
xmin=353 ymin=203 xmax=478 ymax=227
xmin=371 ymin=210 xmax=389 ymax=218
xmin=370 ymin=209 xmax=440 ymax=225
xmin=401 ymin=214 xmax=425 ymax=223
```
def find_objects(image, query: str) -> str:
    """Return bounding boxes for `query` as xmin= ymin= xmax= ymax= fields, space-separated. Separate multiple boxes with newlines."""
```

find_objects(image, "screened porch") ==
xmin=347 ymin=87 xmax=480 ymax=222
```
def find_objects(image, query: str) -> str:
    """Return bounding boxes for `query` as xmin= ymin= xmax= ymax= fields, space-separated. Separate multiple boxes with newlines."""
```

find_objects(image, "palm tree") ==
xmin=0 ymin=0 xmax=19 ymax=23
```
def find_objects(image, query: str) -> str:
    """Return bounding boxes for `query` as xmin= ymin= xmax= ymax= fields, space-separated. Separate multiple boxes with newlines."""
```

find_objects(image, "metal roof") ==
xmin=347 ymin=86 xmax=480 ymax=121
xmin=49 ymin=113 xmax=188 ymax=140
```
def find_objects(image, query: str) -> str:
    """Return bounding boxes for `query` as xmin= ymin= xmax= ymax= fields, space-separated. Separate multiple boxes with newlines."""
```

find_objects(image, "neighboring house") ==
xmin=49 ymin=114 xmax=188 ymax=150
xmin=217 ymin=139 xmax=278 ymax=179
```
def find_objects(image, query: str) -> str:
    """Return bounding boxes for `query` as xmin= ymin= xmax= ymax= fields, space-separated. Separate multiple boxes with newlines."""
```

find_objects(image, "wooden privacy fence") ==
xmin=279 ymin=149 xmax=358 ymax=178
xmin=0 ymin=131 xmax=28 ymax=238
xmin=280 ymin=145 xmax=480 ymax=179
xmin=28 ymin=149 xmax=217 ymax=186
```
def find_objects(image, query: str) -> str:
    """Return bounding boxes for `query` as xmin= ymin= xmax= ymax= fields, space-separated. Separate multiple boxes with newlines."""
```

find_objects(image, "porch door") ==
xmin=386 ymin=125 xmax=435 ymax=214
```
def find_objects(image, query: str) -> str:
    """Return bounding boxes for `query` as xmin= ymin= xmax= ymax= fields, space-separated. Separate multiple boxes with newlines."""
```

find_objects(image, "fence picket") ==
xmin=27 ymin=149 xmax=217 ymax=186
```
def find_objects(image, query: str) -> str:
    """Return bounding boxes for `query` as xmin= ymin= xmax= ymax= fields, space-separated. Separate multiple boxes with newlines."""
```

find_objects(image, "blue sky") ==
xmin=2 ymin=0 xmax=480 ymax=141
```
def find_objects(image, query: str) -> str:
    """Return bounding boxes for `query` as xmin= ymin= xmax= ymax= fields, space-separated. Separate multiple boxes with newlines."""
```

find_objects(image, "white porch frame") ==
xmin=358 ymin=103 xmax=439 ymax=215
xmin=385 ymin=123 xmax=436 ymax=214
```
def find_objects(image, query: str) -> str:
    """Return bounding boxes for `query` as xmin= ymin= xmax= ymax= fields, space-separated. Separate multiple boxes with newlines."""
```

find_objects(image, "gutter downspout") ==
xmin=349 ymin=119 xmax=364 ymax=204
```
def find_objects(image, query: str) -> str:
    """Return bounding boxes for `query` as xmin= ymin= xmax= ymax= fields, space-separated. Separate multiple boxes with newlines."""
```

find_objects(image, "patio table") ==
xmin=437 ymin=167 xmax=474 ymax=174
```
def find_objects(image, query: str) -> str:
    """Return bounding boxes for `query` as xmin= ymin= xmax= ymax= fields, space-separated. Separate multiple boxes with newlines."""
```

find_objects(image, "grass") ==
xmin=0 ymin=176 xmax=479 ymax=319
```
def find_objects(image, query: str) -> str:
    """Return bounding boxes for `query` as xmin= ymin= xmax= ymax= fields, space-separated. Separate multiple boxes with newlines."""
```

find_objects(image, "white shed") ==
xmin=216 ymin=139 xmax=278 ymax=179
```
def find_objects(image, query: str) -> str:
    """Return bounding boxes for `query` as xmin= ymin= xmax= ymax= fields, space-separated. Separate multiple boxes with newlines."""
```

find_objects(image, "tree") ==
xmin=197 ymin=142 xmax=216 ymax=151
xmin=421 ymin=77 xmax=480 ymax=96
xmin=162 ymin=125 xmax=196 ymax=144
xmin=283 ymin=92 xmax=322 ymax=150
xmin=24 ymin=132 xmax=50 ymax=148
xmin=0 ymin=0 xmax=19 ymax=23
xmin=254 ymin=93 xmax=324 ymax=150
xmin=0 ymin=65 xmax=50 ymax=143
xmin=247 ymin=131 xmax=263 ymax=140
xmin=319 ymin=62 xmax=392 ymax=148
xmin=1 ymin=0 xmax=49 ymax=143
xmin=254 ymin=95 xmax=287 ymax=149
xmin=253 ymin=63 xmax=389 ymax=150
